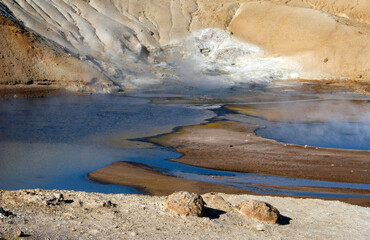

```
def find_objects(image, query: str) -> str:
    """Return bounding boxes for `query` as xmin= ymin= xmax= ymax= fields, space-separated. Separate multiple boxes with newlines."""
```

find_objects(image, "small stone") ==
xmin=16 ymin=230 xmax=24 ymax=237
xmin=54 ymin=193 xmax=64 ymax=201
xmin=129 ymin=231 xmax=137 ymax=236
xmin=164 ymin=191 xmax=205 ymax=217
xmin=0 ymin=207 xmax=13 ymax=218
xmin=103 ymin=200 xmax=117 ymax=208
xmin=255 ymin=224 xmax=265 ymax=231
xmin=236 ymin=200 xmax=280 ymax=223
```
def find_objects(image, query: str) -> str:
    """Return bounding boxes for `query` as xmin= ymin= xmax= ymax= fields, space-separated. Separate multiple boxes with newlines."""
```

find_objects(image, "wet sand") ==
xmin=226 ymin=99 xmax=370 ymax=123
xmin=87 ymin=97 xmax=370 ymax=206
xmin=0 ymin=85 xmax=67 ymax=98
xmin=148 ymin=121 xmax=370 ymax=184
xmin=87 ymin=161 xmax=249 ymax=195
xmin=270 ymin=79 xmax=370 ymax=95
xmin=87 ymin=161 xmax=370 ymax=207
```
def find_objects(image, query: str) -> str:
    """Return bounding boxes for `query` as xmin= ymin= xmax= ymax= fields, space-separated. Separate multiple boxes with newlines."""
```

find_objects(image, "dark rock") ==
xmin=102 ymin=200 xmax=117 ymax=208
xmin=16 ymin=230 xmax=24 ymax=237
xmin=0 ymin=207 xmax=13 ymax=218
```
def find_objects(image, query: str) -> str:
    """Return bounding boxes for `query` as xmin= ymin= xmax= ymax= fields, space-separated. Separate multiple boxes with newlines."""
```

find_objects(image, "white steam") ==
xmin=155 ymin=28 xmax=320 ymax=90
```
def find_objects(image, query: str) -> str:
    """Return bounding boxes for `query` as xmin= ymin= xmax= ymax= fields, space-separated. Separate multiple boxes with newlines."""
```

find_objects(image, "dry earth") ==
xmin=0 ymin=12 xmax=116 ymax=93
xmin=1 ymin=189 xmax=369 ymax=240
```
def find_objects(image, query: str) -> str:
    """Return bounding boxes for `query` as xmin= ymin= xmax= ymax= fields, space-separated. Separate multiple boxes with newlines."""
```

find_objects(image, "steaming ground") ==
xmin=1 ymin=0 xmax=369 ymax=92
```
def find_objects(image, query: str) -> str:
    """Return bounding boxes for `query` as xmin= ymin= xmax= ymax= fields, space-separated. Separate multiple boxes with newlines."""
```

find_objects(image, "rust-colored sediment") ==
xmin=88 ymin=161 xmax=370 ymax=207
xmin=87 ymin=161 xmax=250 ymax=196
xmin=226 ymin=99 xmax=370 ymax=122
xmin=149 ymin=121 xmax=370 ymax=184
xmin=292 ymin=79 xmax=370 ymax=95
xmin=0 ymin=85 xmax=67 ymax=98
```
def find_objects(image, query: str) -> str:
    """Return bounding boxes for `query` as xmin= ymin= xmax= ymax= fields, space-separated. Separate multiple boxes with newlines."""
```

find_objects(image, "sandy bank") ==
xmin=0 ymin=189 xmax=369 ymax=239
xmin=87 ymin=161 xmax=249 ymax=196
xmin=0 ymin=85 xmax=66 ymax=99
xmin=226 ymin=99 xmax=370 ymax=122
xmin=149 ymin=121 xmax=370 ymax=184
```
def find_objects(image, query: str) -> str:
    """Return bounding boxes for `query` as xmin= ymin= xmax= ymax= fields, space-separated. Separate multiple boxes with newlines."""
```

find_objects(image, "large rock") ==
xmin=164 ymin=191 xmax=205 ymax=217
xmin=236 ymin=200 xmax=280 ymax=223
xmin=202 ymin=193 xmax=233 ymax=212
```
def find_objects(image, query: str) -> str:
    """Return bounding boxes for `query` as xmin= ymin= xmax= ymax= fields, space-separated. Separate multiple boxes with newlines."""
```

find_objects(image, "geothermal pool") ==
xmin=256 ymin=122 xmax=370 ymax=151
xmin=0 ymin=93 xmax=369 ymax=198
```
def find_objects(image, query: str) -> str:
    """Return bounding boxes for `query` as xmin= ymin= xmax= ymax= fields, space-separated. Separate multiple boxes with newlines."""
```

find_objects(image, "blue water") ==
xmin=0 ymin=95 xmax=369 ymax=198
xmin=0 ymin=95 xmax=214 ymax=193
xmin=255 ymin=122 xmax=370 ymax=150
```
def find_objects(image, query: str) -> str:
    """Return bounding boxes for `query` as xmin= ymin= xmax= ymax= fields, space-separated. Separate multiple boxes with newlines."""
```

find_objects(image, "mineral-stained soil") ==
xmin=0 ymin=13 xmax=116 ymax=93
xmin=0 ymin=85 xmax=66 ymax=99
xmin=226 ymin=98 xmax=370 ymax=122
xmin=148 ymin=121 xmax=370 ymax=184
xmin=0 ymin=189 xmax=369 ymax=240
xmin=87 ymin=161 xmax=249 ymax=196
xmin=1 ymin=0 xmax=370 ymax=92
xmin=87 ymin=160 xmax=370 ymax=207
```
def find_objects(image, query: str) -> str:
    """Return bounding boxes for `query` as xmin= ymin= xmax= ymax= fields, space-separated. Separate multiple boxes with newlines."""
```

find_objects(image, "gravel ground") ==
xmin=1 ymin=189 xmax=369 ymax=240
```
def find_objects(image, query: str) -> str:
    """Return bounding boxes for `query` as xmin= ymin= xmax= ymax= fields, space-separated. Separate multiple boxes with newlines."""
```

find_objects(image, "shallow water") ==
xmin=0 ymin=95 xmax=214 ymax=192
xmin=0 ymin=94 xmax=369 ymax=198
xmin=256 ymin=122 xmax=370 ymax=150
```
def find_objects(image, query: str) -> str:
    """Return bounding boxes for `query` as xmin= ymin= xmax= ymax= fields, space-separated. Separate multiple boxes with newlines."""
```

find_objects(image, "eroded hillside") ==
xmin=0 ymin=0 xmax=369 ymax=92
xmin=0 ymin=4 xmax=118 ymax=93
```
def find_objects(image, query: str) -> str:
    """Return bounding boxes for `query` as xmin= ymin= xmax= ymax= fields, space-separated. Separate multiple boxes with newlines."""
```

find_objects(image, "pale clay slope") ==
xmin=1 ymin=0 xmax=369 ymax=91
xmin=1 ymin=190 xmax=369 ymax=239
xmin=0 ymin=11 xmax=115 ymax=93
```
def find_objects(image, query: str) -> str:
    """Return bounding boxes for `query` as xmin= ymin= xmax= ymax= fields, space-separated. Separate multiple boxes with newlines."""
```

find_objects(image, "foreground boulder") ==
xmin=236 ymin=200 xmax=280 ymax=223
xmin=202 ymin=193 xmax=233 ymax=212
xmin=164 ymin=191 xmax=205 ymax=217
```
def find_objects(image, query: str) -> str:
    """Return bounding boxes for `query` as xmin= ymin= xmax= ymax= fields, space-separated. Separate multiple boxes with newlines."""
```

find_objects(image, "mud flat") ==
xmin=1 ymin=189 xmax=369 ymax=240
xmin=86 ymin=97 xmax=370 ymax=207
xmin=87 ymin=118 xmax=370 ymax=206
xmin=88 ymin=161 xmax=249 ymax=195
xmin=0 ymin=85 xmax=67 ymax=99
xmin=225 ymin=98 xmax=370 ymax=122
xmin=148 ymin=121 xmax=369 ymax=184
